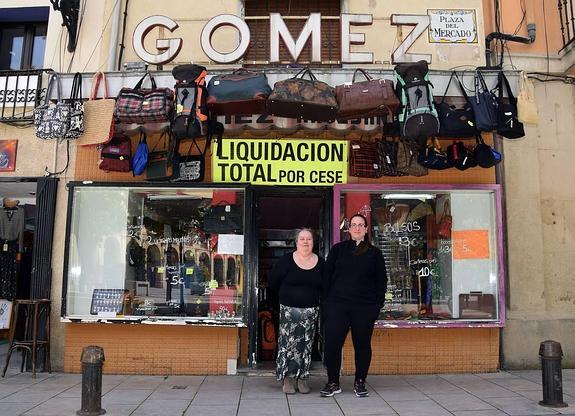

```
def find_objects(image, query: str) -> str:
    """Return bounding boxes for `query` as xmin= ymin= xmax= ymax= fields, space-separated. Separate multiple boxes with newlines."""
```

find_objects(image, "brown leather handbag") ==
xmin=267 ymin=68 xmax=338 ymax=122
xmin=336 ymin=69 xmax=400 ymax=120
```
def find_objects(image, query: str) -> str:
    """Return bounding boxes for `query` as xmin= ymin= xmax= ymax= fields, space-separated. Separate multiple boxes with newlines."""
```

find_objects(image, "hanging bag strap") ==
xmin=134 ymin=71 xmax=157 ymax=90
xmin=69 ymin=72 xmax=83 ymax=102
xmin=498 ymin=71 xmax=517 ymax=107
xmin=294 ymin=67 xmax=317 ymax=81
xmin=44 ymin=72 xmax=62 ymax=105
xmin=352 ymin=68 xmax=373 ymax=83
xmin=453 ymin=72 xmax=471 ymax=103
xmin=440 ymin=71 xmax=457 ymax=104
xmin=90 ymin=72 xmax=109 ymax=100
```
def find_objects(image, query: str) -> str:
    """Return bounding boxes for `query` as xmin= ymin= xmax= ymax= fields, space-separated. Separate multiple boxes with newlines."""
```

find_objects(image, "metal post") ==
xmin=77 ymin=346 xmax=106 ymax=416
xmin=539 ymin=340 xmax=568 ymax=408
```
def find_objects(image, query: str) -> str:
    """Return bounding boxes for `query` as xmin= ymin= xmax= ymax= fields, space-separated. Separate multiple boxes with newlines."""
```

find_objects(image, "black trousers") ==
xmin=323 ymin=301 xmax=380 ymax=383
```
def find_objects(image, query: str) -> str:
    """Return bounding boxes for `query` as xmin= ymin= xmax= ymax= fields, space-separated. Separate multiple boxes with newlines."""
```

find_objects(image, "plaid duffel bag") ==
xmin=114 ymin=72 xmax=174 ymax=124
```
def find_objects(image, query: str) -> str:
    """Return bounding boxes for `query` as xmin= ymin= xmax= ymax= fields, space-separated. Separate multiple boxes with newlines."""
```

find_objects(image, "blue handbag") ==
xmin=132 ymin=131 xmax=148 ymax=176
xmin=461 ymin=71 xmax=498 ymax=132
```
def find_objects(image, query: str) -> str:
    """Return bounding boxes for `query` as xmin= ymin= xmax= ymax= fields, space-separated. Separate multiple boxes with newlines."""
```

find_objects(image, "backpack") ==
xmin=98 ymin=132 xmax=132 ymax=172
xmin=171 ymin=64 xmax=208 ymax=140
xmin=394 ymin=61 xmax=439 ymax=144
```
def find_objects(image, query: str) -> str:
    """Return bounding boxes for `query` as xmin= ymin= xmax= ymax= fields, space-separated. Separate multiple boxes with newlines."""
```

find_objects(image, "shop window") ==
xmin=63 ymin=185 xmax=245 ymax=323
xmin=243 ymin=0 xmax=341 ymax=66
xmin=0 ymin=7 xmax=48 ymax=70
xmin=335 ymin=185 xmax=503 ymax=324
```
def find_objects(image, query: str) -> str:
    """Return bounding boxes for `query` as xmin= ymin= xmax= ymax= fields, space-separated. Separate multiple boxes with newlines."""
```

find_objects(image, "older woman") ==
xmin=269 ymin=228 xmax=324 ymax=394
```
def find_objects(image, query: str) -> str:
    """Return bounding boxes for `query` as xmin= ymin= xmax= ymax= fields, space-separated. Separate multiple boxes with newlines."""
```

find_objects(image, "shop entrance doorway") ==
xmin=249 ymin=187 xmax=332 ymax=370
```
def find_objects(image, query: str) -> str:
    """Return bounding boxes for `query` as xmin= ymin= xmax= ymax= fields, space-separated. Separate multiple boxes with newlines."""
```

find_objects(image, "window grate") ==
xmin=0 ymin=69 xmax=47 ymax=123
xmin=558 ymin=0 xmax=575 ymax=50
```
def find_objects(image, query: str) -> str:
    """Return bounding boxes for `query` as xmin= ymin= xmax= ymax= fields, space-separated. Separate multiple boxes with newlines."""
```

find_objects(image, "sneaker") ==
xmin=353 ymin=379 xmax=369 ymax=397
xmin=282 ymin=377 xmax=296 ymax=394
xmin=320 ymin=382 xmax=341 ymax=397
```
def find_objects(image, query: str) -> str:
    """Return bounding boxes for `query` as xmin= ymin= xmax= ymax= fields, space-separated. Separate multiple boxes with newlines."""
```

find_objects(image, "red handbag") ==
xmin=98 ymin=133 xmax=132 ymax=172
xmin=436 ymin=201 xmax=452 ymax=239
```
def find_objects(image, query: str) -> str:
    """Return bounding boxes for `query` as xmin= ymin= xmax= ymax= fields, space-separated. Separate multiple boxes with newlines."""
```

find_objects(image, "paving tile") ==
xmin=237 ymin=397 xmax=290 ymax=416
xmin=131 ymin=399 xmax=190 ymax=416
xmin=290 ymin=403 xmax=346 ymax=416
xmin=241 ymin=376 xmax=286 ymax=399
xmin=148 ymin=384 xmax=199 ymax=400
xmin=191 ymin=389 xmax=241 ymax=405
xmin=96 ymin=403 xmax=140 ymax=416
xmin=335 ymin=394 xmax=398 ymax=415
xmin=387 ymin=399 xmax=453 ymax=416
xmin=0 ymin=402 xmax=37 ymax=416
xmin=476 ymin=372 xmax=523 ymax=380
xmin=159 ymin=375 xmax=205 ymax=387
xmin=20 ymin=396 xmax=82 ymax=416
xmin=452 ymin=410 xmax=509 ymax=416
xmin=184 ymin=404 xmax=238 ymax=416
xmin=102 ymin=388 xmax=154 ymax=405
xmin=366 ymin=375 xmax=411 ymax=388
xmin=199 ymin=375 xmax=244 ymax=392
xmin=483 ymin=396 xmax=560 ymax=415
xmin=288 ymin=392 xmax=337 ymax=405
xmin=451 ymin=380 xmax=520 ymax=398
xmin=372 ymin=386 xmax=428 ymax=402
xmin=490 ymin=377 xmax=543 ymax=391
xmin=0 ymin=389 xmax=58 ymax=404
xmin=427 ymin=393 xmax=497 ymax=412
xmin=115 ymin=375 xmax=166 ymax=389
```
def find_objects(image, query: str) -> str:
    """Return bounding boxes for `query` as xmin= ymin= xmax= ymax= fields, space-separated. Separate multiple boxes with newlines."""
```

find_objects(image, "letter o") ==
xmin=201 ymin=14 xmax=250 ymax=63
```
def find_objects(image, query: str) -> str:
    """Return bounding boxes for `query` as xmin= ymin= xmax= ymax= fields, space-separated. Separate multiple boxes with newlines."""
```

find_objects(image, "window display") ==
xmin=334 ymin=185 xmax=502 ymax=324
xmin=63 ymin=185 xmax=245 ymax=323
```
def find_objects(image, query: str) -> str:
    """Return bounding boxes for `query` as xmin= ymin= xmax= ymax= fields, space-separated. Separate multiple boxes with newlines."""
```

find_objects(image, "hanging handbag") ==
xmin=207 ymin=68 xmax=272 ymax=115
xmin=418 ymin=138 xmax=452 ymax=170
xmin=81 ymin=72 xmax=116 ymax=146
xmin=497 ymin=72 xmax=525 ymax=139
xmin=436 ymin=200 xmax=452 ymax=239
xmin=33 ymin=72 xmax=71 ymax=140
xmin=377 ymin=137 xmax=405 ymax=177
xmin=173 ymin=137 xmax=206 ymax=182
xmin=517 ymin=71 xmax=539 ymax=124
xmin=349 ymin=140 xmax=380 ymax=178
xmin=435 ymin=71 xmax=477 ymax=138
xmin=396 ymin=138 xmax=428 ymax=177
xmin=114 ymin=72 xmax=174 ymax=124
xmin=267 ymin=68 xmax=338 ymax=122
xmin=146 ymin=130 xmax=175 ymax=181
xmin=203 ymin=203 xmax=243 ymax=234
xmin=446 ymin=141 xmax=476 ymax=171
xmin=462 ymin=71 xmax=498 ymax=132
xmin=335 ymin=69 xmax=400 ymax=120
xmin=473 ymin=135 xmax=502 ymax=168
xmin=98 ymin=132 xmax=132 ymax=172
xmin=132 ymin=131 xmax=149 ymax=176
xmin=63 ymin=72 xmax=84 ymax=140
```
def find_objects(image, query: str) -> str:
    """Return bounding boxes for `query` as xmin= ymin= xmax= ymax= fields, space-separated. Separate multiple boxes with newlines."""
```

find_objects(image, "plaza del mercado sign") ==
xmin=132 ymin=11 xmax=477 ymax=66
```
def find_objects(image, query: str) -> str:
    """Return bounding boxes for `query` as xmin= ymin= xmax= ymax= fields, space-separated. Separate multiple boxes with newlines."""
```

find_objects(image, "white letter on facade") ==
xmin=341 ymin=14 xmax=373 ymax=64
xmin=270 ymin=13 xmax=321 ymax=63
xmin=133 ymin=15 xmax=182 ymax=65
xmin=390 ymin=14 xmax=431 ymax=64
xmin=201 ymin=14 xmax=250 ymax=63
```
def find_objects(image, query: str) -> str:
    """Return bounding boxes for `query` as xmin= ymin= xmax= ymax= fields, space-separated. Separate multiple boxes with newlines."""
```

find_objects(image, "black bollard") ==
xmin=77 ymin=345 xmax=106 ymax=416
xmin=539 ymin=340 xmax=568 ymax=408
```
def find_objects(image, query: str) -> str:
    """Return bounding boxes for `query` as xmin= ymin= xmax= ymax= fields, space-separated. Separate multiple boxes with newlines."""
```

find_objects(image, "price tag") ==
xmin=157 ymin=267 xmax=165 ymax=273
xmin=186 ymin=267 xmax=194 ymax=275
xmin=385 ymin=292 xmax=393 ymax=300
xmin=208 ymin=280 xmax=218 ymax=289
xmin=3 ymin=244 xmax=7 ymax=252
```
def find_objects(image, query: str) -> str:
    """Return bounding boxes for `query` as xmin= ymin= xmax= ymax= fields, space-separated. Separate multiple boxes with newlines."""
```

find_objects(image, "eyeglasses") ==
xmin=349 ymin=223 xmax=366 ymax=229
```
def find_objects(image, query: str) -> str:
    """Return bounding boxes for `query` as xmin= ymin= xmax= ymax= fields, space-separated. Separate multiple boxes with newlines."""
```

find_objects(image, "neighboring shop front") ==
xmin=3 ymin=0 xmax=545 ymax=375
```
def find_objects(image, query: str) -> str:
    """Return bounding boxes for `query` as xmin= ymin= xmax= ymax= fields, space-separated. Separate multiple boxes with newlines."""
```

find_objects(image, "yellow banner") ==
xmin=212 ymin=139 xmax=348 ymax=186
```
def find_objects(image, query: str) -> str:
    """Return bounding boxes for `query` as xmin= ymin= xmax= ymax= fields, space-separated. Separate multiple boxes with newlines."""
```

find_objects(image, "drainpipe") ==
xmin=485 ymin=0 xmax=536 ymax=66
xmin=107 ymin=0 xmax=122 ymax=72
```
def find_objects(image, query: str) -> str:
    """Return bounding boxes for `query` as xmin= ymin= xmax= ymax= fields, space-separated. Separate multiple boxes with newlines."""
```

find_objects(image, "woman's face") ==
xmin=296 ymin=230 xmax=314 ymax=254
xmin=349 ymin=215 xmax=367 ymax=242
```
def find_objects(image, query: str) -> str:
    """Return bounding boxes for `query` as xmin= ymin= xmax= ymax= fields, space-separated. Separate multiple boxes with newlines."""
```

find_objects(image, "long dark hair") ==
xmin=349 ymin=213 xmax=370 ymax=255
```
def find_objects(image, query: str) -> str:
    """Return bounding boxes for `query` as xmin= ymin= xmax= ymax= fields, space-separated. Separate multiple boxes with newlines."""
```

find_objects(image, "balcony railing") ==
xmin=0 ymin=69 xmax=49 ymax=123
xmin=558 ymin=0 xmax=575 ymax=50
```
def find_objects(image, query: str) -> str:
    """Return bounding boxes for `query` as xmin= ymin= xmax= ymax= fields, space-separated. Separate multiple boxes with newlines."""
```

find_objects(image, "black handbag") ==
xmin=473 ymin=135 xmax=502 ymax=168
xmin=173 ymin=137 xmax=205 ymax=182
xmin=435 ymin=72 xmax=477 ymax=138
xmin=377 ymin=137 xmax=406 ymax=177
xmin=496 ymin=72 xmax=525 ymax=139
xmin=64 ymin=72 xmax=85 ymax=140
xmin=203 ymin=204 xmax=243 ymax=234
xmin=418 ymin=138 xmax=452 ymax=170
xmin=446 ymin=141 xmax=477 ymax=171
xmin=462 ymin=71 xmax=498 ymax=132
xmin=146 ymin=131 xmax=175 ymax=181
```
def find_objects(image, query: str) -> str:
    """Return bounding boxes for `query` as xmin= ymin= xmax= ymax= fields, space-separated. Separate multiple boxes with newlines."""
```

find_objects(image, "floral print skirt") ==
xmin=276 ymin=304 xmax=319 ymax=381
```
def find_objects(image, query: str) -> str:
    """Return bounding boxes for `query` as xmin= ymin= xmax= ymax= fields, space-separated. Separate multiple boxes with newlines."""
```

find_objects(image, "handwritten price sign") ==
xmin=452 ymin=230 xmax=490 ymax=259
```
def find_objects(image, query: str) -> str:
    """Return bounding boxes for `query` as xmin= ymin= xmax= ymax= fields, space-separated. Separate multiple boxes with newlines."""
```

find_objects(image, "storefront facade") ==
xmin=0 ymin=0 xmax=573 ymax=374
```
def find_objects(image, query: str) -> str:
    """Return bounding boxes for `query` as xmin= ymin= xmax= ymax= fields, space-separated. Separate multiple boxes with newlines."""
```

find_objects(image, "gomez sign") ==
xmin=133 ymin=13 xmax=442 ymax=65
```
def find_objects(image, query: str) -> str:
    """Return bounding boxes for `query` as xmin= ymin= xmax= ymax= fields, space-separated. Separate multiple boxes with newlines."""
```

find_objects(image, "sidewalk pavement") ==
xmin=0 ymin=369 xmax=573 ymax=416
xmin=0 ymin=344 xmax=574 ymax=416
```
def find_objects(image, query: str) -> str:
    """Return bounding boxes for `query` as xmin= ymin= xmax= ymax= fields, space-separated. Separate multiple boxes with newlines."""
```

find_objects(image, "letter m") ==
xmin=270 ymin=13 xmax=321 ymax=63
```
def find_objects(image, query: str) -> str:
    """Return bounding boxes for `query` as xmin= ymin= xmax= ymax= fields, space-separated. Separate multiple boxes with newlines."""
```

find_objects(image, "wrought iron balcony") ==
xmin=0 ymin=69 xmax=50 ymax=123
xmin=558 ymin=0 xmax=575 ymax=50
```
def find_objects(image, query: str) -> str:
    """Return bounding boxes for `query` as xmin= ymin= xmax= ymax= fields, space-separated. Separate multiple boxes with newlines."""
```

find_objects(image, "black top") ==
xmin=324 ymin=239 xmax=387 ymax=306
xmin=269 ymin=252 xmax=324 ymax=308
